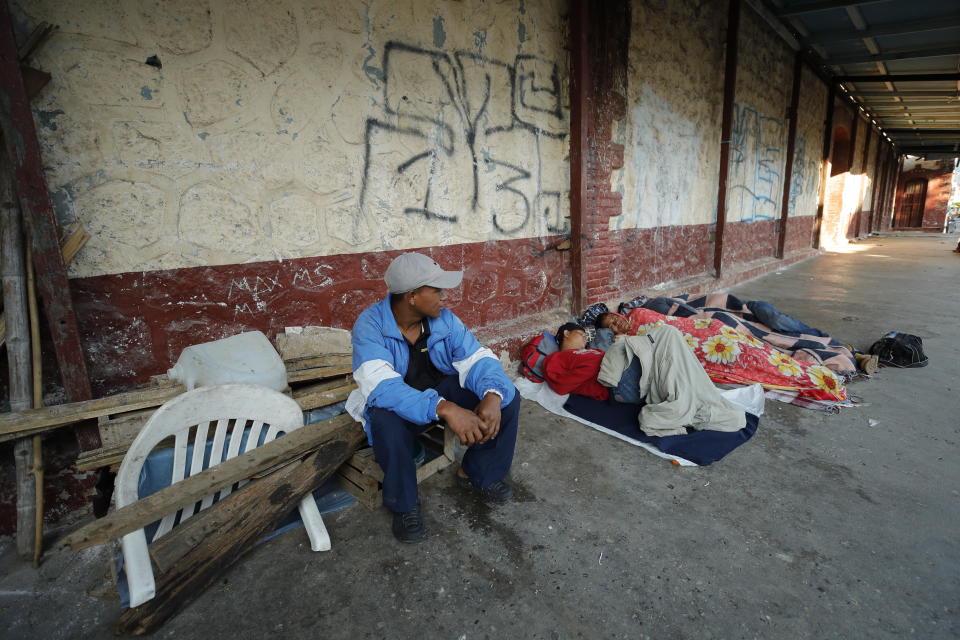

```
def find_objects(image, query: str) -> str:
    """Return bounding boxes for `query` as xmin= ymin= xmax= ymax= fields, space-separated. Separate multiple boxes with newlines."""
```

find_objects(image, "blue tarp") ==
xmin=562 ymin=394 xmax=759 ymax=465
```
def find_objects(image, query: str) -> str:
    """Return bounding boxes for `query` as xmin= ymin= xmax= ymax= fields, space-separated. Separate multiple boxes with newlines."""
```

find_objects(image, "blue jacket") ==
xmin=350 ymin=298 xmax=516 ymax=432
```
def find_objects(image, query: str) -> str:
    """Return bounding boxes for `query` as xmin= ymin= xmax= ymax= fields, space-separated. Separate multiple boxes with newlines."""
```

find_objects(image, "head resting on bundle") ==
xmin=595 ymin=311 xmax=631 ymax=335
xmin=555 ymin=322 xmax=588 ymax=351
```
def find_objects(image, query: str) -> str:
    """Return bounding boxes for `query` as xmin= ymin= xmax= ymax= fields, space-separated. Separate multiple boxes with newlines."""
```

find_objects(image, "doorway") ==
xmin=896 ymin=178 xmax=926 ymax=228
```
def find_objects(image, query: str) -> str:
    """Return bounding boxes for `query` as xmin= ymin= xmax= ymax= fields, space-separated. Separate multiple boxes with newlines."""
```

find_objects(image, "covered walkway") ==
xmin=3 ymin=234 xmax=958 ymax=638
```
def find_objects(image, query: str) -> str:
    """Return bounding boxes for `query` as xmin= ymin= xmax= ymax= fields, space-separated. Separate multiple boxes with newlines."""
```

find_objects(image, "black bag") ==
xmin=868 ymin=332 xmax=929 ymax=368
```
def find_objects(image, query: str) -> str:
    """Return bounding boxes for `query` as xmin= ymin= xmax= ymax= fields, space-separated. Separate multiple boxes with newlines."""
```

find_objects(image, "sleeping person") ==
xmin=541 ymin=323 xmax=610 ymax=402
xmin=541 ymin=321 xmax=746 ymax=437
xmin=594 ymin=308 xmax=846 ymax=403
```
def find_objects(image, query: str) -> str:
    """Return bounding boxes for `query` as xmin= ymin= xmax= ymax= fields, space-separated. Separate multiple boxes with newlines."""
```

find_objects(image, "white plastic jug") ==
xmin=167 ymin=331 xmax=288 ymax=392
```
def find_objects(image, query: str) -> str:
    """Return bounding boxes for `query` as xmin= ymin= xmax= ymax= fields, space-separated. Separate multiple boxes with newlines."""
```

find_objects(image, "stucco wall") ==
xmin=13 ymin=0 xmax=570 ymax=279
xmin=787 ymin=65 xmax=825 ymax=220
xmin=612 ymin=0 xmax=726 ymax=231
xmin=726 ymin=5 xmax=792 ymax=226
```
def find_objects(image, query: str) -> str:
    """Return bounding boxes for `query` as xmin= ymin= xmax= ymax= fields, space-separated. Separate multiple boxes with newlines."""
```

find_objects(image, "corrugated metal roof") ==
xmin=757 ymin=0 xmax=960 ymax=158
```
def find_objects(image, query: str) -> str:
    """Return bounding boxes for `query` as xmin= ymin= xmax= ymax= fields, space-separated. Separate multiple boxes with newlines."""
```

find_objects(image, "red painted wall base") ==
xmin=70 ymin=236 xmax=570 ymax=396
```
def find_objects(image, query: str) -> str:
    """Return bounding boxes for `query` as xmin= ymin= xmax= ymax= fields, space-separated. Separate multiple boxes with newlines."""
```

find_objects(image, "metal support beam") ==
xmin=898 ymin=146 xmax=960 ymax=153
xmin=835 ymin=73 xmax=960 ymax=83
xmin=882 ymin=123 xmax=960 ymax=127
xmin=568 ymin=0 xmax=590 ymax=313
xmin=828 ymin=45 xmax=960 ymax=66
xmin=883 ymin=129 xmax=960 ymax=135
xmin=775 ymin=1 xmax=884 ymax=18
xmin=847 ymin=90 xmax=959 ymax=97
xmin=777 ymin=52 xmax=803 ymax=259
xmin=869 ymin=107 xmax=960 ymax=114
xmin=0 ymin=3 xmax=93 ymax=410
xmin=806 ymin=16 xmax=960 ymax=46
xmin=714 ymin=0 xmax=741 ymax=278
xmin=744 ymin=0 xmax=800 ymax=50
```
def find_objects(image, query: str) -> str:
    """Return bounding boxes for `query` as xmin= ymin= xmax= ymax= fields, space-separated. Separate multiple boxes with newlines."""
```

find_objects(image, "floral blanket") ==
xmin=621 ymin=293 xmax=858 ymax=377
xmin=625 ymin=308 xmax=847 ymax=402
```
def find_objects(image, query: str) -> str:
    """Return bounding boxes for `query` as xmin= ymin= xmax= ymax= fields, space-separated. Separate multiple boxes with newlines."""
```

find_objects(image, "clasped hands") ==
xmin=437 ymin=392 xmax=502 ymax=446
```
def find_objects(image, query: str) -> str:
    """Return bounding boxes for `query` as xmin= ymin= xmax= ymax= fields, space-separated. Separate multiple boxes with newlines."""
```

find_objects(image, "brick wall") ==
xmin=893 ymin=164 xmax=954 ymax=229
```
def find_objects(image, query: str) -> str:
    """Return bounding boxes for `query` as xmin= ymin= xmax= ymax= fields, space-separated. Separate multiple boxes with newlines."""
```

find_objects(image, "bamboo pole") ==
xmin=1 ymin=140 xmax=36 ymax=559
xmin=0 ymin=222 xmax=87 ymax=347
xmin=26 ymin=244 xmax=43 ymax=566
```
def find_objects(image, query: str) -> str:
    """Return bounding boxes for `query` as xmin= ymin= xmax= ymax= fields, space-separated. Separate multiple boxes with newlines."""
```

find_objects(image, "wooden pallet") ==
xmin=335 ymin=423 xmax=457 ymax=508
xmin=73 ymin=357 xmax=356 ymax=472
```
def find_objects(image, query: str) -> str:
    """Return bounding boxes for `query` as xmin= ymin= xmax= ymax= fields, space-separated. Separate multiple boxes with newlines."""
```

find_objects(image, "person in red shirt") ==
xmin=541 ymin=323 xmax=610 ymax=402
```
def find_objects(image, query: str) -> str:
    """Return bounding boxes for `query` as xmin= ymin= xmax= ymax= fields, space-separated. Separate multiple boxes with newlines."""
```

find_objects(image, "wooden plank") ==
xmin=147 ymin=426 xmax=362 ymax=576
xmin=60 ymin=415 xmax=363 ymax=551
xmin=0 ymin=222 xmax=88 ymax=347
xmin=27 ymin=242 xmax=44 ymax=567
xmin=286 ymin=363 xmax=353 ymax=383
xmin=290 ymin=375 xmax=349 ymax=394
xmin=75 ymin=445 xmax=133 ymax=472
xmin=284 ymin=353 xmax=351 ymax=371
xmin=20 ymin=65 xmax=49 ymax=99
xmin=0 ymin=384 xmax=185 ymax=444
xmin=16 ymin=21 xmax=54 ymax=61
xmin=293 ymin=380 xmax=355 ymax=411
xmin=2 ymin=376 xmax=349 ymax=457
xmin=74 ymin=408 xmax=155 ymax=470
xmin=0 ymin=1 xmax=91 ymax=406
xmin=97 ymin=408 xmax=154 ymax=449
xmin=115 ymin=428 xmax=363 ymax=635
xmin=59 ymin=223 xmax=89 ymax=264
xmin=443 ymin=422 xmax=456 ymax=460
xmin=415 ymin=454 xmax=452 ymax=484
xmin=335 ymin=473 xmax=380 ymax=509
xmin=336 ymin=460 xmax=378 ymax=493
xmin=350 ymin=449 xmax=384 ymax=481
xmin=0 ymin=351 xmax=348 ymax=443
xmin=2 ymin=140 xmax=36 ymax=559
xmin=76 ymin=374 xmax=347 ymax=471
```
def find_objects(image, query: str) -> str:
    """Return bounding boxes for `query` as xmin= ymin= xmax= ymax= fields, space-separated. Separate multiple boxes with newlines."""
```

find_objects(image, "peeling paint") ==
xmin=36 ymin=109 xmax=65 ymax=130
xmin=432 ymin=15 xmax=446 ymax=48
xmin=362 ymin=43 xmax=384 ymax=88
xmin=473 ymin=29 xmax=486 ymax=55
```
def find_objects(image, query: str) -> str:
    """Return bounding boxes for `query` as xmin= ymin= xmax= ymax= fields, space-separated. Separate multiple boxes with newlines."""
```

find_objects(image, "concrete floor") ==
xmin=2 ymin=235 xmax=958 ymax=639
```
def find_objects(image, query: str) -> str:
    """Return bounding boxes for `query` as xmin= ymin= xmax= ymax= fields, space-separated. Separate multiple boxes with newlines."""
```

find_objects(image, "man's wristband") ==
xmin=482 ymin=389 xmax=504 ymax=401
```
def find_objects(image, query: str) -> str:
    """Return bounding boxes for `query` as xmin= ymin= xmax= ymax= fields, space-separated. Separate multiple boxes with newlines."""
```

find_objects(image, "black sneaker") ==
xmin=391 ymin=505 xmax=426 ymax=543
xmin=456 ymin=473 xmax=513 ymax=504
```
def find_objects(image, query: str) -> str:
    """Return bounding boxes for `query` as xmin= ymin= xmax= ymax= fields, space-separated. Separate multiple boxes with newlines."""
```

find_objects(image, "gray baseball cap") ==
xmin=384 ymin=252 xmax=464 ymax=294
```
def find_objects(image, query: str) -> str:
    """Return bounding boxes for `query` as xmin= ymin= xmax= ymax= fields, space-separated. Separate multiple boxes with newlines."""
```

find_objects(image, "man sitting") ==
xmin=350 ymin=252 xmax=520 ymax=543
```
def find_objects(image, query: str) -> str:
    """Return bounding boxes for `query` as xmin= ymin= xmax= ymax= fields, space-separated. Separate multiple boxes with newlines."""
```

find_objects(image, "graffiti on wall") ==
xmin=358 ymin=41 xmax=568 ymax=244
xmin=787 ymin=138 xmax=820 ymax=216
xmin=728 ymin=104 xmax=785 ymax=222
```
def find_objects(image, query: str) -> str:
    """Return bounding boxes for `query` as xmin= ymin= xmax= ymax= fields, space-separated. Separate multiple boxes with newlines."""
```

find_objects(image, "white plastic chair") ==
xmin=115 ymin=383 xmax=331 ymax=607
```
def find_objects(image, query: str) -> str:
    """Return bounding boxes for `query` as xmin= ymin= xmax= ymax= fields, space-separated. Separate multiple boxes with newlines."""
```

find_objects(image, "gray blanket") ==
xmin=598 ymin=325 xmax=746 ymax=437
